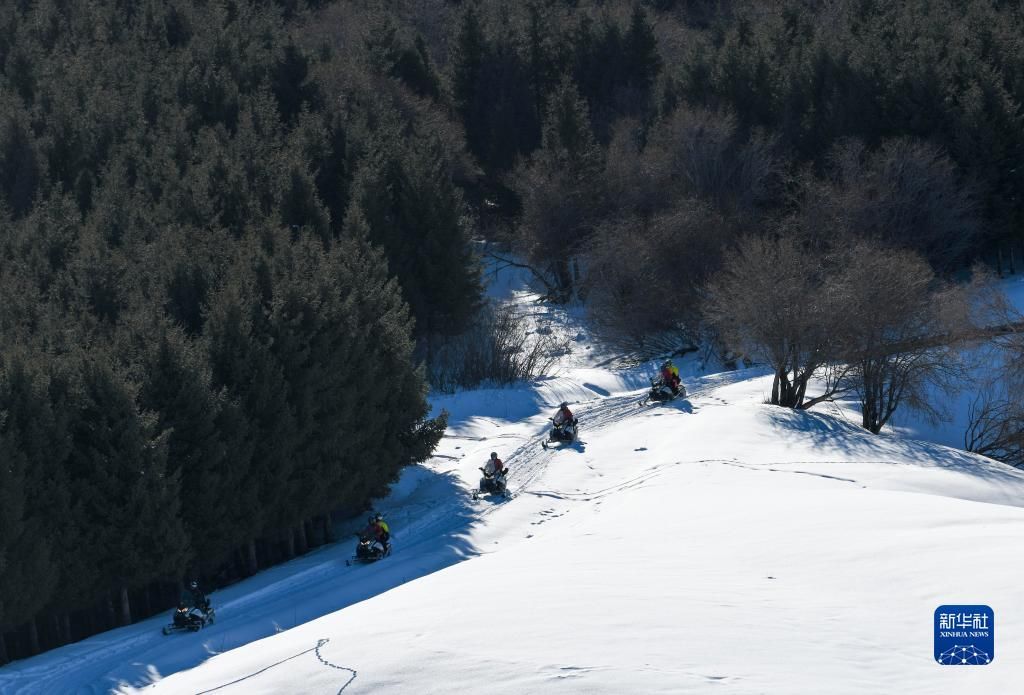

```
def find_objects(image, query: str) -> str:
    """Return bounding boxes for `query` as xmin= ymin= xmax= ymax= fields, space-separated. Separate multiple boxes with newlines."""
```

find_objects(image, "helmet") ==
xmin=662 ymin=360 xmax=672 ymax=369
xmin=189 ymin=580 xmax=198 ymax=590
xmin=490 ymin=452 xmax=498 ymax=460
xmin=374 ymin=513 xmax=383 ymax=522
xmin=559 ymin=401 xmax=569 ymax=408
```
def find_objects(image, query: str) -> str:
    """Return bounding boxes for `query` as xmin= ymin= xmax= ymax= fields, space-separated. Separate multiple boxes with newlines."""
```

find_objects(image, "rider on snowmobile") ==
xmin=553 ymin=402 xmax=574 ymax=428
xmin=483 ymin=451 xmax=504 ymax=477
xmin=361 ymin=513 xmax=390 ymax=554
xmin=360 ymin=517 xmax=378 ymax=540
xmin=163 ymin=580 xmax=214 ymax=633
xmin=373 ymin=513 xmax=390 ymax=543
xmin=480 ymin=452 xmax=507 ymax=492
xmin=551 ymin=402 xmax=577 ymax=441
xmin=180 ymin=580 xmax=209 ymax=612
xmin=659 ymin=360 xmax=681 ymax=395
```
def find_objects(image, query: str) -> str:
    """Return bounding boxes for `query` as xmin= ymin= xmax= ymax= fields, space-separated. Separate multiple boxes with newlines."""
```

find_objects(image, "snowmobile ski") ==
xmin=474 ymin=488 xmax=511 ymax=501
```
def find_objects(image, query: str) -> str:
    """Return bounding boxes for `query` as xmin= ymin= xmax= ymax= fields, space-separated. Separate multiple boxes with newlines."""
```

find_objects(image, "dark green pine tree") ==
xmin=0 ymin=361 xmax=59 ymax=662
xmin=451 ymin=7 xmax=540 ymax=170
xmin=64 ymin=358 xmax=188 ymax=626
xmin=279 ymin=160 xmax=332 ymax=244
xmin=543 ymin=77 xmax=603 ymax=179
xmin=34 ymin=361 xmax=102 ymax=636
xmin=139 ymin=330 xmax=255 ymax=577
xmin=0 ymin=428 xmax=27 ymax=664
xmin=206 ymin=248 xmax=299 ymax=569
xmin=397 ymin=35 xmax=442 ymax=101
xmin=330 ymin=208 xmax=448 ymax=508
xmin=259 ymin=232 xmax=340 ymax=547
xmin=354 ymin=135 xmax=483 ymax=338
xmin=623 ymin=5 xmax=662 ymax=96
xmin=525 ymin=1 xmax=560 ymax=129
xmin=366 ymin=19 xmax=442 ymax=101
xmin=291 ymin=107 xmax=354 ymax=237
xmin=272 ymin=42 xmax=320 ymax=124
xmin=520 ymin=77 xmax=603 ymax=295
xmin=451 ymin=4 xmax=491 ymax=165
xmin=164 ymin=258 xmax=211 ymax=338
xmin=569 ymin=16 xmax=617 ymax=139
xmin=478 ymin=38 xmax=542 ymax=170
xmin=0 ymin=109 xmax=42 ymax=219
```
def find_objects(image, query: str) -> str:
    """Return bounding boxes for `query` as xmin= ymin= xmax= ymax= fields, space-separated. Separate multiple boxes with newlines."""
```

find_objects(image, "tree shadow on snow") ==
xmin=762 ymin=406 xmax=1024 ymax=494
xmin=430 ymin=384 xmax=554 ymax=428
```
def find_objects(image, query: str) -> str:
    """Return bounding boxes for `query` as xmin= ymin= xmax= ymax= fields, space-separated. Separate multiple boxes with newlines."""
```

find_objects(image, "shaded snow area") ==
xmin=884 ymin=274 xmax=1024 ymax=449
xmin=4 ymin=277 xmax=1024 ymax=694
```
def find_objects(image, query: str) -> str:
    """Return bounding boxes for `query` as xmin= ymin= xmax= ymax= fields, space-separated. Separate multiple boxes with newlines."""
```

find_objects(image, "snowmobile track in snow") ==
xmin=501 ymin=370 xmax=755 ymax=504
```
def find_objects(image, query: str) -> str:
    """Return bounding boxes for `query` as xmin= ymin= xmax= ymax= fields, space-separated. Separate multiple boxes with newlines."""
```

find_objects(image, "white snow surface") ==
xmin=3 ymin=277 xmax=1024 ymax=694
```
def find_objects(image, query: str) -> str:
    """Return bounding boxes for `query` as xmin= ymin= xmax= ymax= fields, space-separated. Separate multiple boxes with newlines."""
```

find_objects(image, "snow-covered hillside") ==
xmin=3 ymin=278 xmax=1023 ymax=694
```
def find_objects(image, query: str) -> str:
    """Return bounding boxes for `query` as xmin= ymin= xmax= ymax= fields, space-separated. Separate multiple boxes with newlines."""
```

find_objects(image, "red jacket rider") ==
xmin=553 ymin=402 xmax=574 ymax=428
xmin=483 ymin=452 xmax=504 ymax=477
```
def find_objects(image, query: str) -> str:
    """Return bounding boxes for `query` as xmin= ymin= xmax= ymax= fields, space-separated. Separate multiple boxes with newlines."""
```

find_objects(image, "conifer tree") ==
xmin=318 ymin=109 xmax=354 ymax=235
xmin=206 ymin=244 xmax=299 ymax=566
xmin=260 ymin=232 xmax=348 ymax=543
xmin=452 ymin=5 xmax=489 ymax=161
xmin=64 ymin=359 xmax=188 ymax=625
xmin=543 ymin=78 xmax=603 ymax=177
xmin=367 ymin=20 xmax=442 ymax=100
xmin=0 ymin=362 xmax=59 ymax=642
xmin=33 ymin=361 xmax=100 ymax=634
xmin=139 ymin=330 xmax=255 ymax=576
xmin=0 ymin=361 xmax=58 ymax=661
xmin=519 ymin=78 xmax=603 ymax=295
xmin=354 ymin=136 xmax=482 ymax=338
xmin=280 ymin=161 xmax=332 ymax=244
xmin=272 ymin=42 xmax=318 ymax=124
xmin=623 ymin=6 xmax=662 ymax=95
xmin=0 ymin=109 xmax=42 ymax=219
xmin=332 ymin=208 xmax=447 ymax=506
xmin=525 ymin=1 xmax=560 ymax=127
xmin=451 ymin=6 xmax=541 ymax=170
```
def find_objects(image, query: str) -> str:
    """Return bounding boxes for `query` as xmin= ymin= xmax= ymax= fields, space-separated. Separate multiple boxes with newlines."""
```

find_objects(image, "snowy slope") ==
xmin=116 ymin=371 xmax=1024 ymax=694
xmin=3 ymin=275 xmax=1024 ymax=693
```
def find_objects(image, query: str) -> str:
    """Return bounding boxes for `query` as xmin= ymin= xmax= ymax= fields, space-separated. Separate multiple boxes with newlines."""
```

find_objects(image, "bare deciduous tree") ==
xmin=707 ymin=235 xmax=973 ymax=429
xmin=835 ymin=243 xmax=971 ymax=433
xmin=705 ymin=233 xmax=848 ymax=408
xmin=965 ymin=390 xmax=1024 ymax=468
xmin=585 ymin=200 xmax=735 ymax=348
xmin=964 ymin=289 xmax=1024 ymax=467
xmin=798 ymin=137 xmax=979 ymax=269
xmin=645 ymin=106 xmax=784 ymax=215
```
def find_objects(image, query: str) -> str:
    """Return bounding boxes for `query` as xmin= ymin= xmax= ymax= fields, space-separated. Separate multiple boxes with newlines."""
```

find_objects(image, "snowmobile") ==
xmin=473 ymin=468 xmax=510 ymax=500
xmin=162 ymin=602 xmax=215 ymax=635
xmin=347 ymin=535 xmax=390 ymax=565
xmin=542 ymin=417 xmax=579 ymax=449
xmin=641 ymin=377 xmax=686 ymax=406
